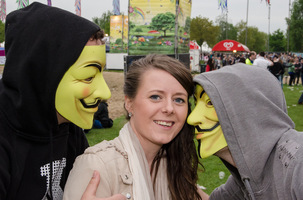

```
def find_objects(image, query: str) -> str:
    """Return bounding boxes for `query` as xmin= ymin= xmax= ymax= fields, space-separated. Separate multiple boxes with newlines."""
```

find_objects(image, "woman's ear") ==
xmin=124 ymin=96 xmax=132 ymax=113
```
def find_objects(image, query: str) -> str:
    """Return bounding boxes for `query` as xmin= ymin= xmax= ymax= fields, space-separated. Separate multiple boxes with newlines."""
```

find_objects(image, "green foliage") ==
xmin=0 ymin=21 xmax=4 ymax=43
xmin=236 ymin=21 xmax=267 ymax=53
xmin=92 ymin=11 xmax=113 ymax=35
xmin=289 ymin=0 xmax=303 ymax=51
xmin=148 ymin=12 xmax=175 ymax=37
xmin=216 ymin=15 xmax=238 ymax=41
xmin=269 ymin=29 xmax=286 ymax=52
xmin=190 ymin=16 xmax=220 ymax=47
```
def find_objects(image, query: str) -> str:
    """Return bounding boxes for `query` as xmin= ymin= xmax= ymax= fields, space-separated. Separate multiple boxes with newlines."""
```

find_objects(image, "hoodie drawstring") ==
xmin=243 ymin=178 xmax=256 ymax=200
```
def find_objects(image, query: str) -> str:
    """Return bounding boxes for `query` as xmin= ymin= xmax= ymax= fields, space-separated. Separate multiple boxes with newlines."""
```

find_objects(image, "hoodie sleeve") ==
xmin=209 ymin=175 xmax=245 ymax=200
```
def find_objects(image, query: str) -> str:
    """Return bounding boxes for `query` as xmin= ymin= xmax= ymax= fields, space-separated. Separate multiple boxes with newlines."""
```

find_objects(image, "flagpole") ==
xmin=267 ymin=3 xmax=270 ymax=52
xmin=226 ymin=8 xmax=228 ymax=39
xmin=287 ymin=0 xmax=291 ymax=52
xmin=245 ymin=0 xmax=249 ymax=46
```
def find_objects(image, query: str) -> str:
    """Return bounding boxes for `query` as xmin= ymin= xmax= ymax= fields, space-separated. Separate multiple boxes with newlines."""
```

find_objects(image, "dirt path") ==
xmin=103 ymin=71 xmax=126 ymax=120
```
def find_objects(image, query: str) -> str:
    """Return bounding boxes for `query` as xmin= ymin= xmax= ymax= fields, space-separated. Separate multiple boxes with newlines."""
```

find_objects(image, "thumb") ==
xmin=81 ymin=170 xmax=100 ymax=200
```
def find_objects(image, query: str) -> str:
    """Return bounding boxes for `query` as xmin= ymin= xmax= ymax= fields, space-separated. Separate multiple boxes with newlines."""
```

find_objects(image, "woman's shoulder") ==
xmin=84 ymin=137 xmax=128 ymax=162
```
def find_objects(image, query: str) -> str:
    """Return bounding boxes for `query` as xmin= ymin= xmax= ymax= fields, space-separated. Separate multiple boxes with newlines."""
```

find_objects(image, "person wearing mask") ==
xmin=63 ymin=54 xmax=208 ymax=200
xmin=187 ymin=63 xmax=303 ymax=199
xmin=0 ymin=3 xmax=124 ymax=200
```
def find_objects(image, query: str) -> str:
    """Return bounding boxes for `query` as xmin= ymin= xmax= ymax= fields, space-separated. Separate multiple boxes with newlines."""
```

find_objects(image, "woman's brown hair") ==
xmin=124 ymin=54 xmax=203 ymax=200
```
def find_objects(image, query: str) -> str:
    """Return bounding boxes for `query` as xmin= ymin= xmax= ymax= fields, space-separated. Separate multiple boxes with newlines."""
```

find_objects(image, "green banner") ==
xmin=128 ymin=0 xmax=191 ymax=55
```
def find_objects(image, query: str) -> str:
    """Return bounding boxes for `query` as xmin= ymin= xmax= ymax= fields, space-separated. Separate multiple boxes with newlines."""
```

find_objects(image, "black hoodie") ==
xmin=0 ymin=3 xmax=100 ymax=199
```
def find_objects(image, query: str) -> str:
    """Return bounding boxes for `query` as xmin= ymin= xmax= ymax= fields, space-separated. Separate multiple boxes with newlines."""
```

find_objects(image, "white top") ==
xmin=253 ymin=56 xmax=273 ymax=70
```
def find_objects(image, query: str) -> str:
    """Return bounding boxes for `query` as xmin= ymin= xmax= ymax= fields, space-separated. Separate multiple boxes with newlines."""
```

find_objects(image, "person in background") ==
xmin=253 ymin=52 xmax=273 ymax=70
xmin=288 ymin=58 xmax=296 ymax=86
xmin=188 ymin=63 xmax=303 ymax=199
xmin=63 ymin=54 xmax=208 ymax=200
xmin=205 ymin=57 xmax=215 ymax=72
xmin=294 ymin=57 xmax=301 ymax=86
xmin=84 ymin=101 xmax=113 ymax=133
xmin=239 ymin=57 xmax=246 ymax=63
xmin=245 ymin=51 xmax=256 ymax=65
xmin=0 ymin=3 xmax=124 ymax=200
xmin=269 ymin=55 xmax=285 ymax=88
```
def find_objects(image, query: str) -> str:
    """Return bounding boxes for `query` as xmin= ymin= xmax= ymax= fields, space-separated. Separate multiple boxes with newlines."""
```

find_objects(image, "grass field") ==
xmin=85 ymin=83 xmax=303 ymax=195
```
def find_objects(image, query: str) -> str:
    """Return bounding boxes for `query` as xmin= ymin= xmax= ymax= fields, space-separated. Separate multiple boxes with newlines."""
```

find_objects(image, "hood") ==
xmin=193 ymin=64 xmax=294 ymax=191
xmin=0 ymin=2 xmax=100 ymax=140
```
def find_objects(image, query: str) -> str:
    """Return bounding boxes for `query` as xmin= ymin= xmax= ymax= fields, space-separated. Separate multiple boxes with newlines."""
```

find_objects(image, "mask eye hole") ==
xmin=207 ymin=100 xmax=213 ymax=106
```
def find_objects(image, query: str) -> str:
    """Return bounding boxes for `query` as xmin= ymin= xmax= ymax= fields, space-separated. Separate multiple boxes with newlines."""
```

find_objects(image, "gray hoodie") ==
xmin=193 ymin=63 xmax=303 ymax=200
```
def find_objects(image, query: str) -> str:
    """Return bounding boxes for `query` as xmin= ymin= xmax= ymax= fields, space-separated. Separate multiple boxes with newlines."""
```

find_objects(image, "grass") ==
xmin=85 ymin=83 xmax=303 ymax=195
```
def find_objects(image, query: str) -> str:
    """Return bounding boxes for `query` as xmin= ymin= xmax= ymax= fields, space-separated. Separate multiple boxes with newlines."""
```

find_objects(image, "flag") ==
xmin=16 ymin=0 xmax=29 ymax=9
xmin=113 ymin=0 xmax=120 ymax=15
xmin=0 ymin=0 xmax=6 ymax=22
xmin=47 ymin=0 xmax=52 ymax=6
xmin=218 ymin=0 xmax=227 ymax=12
xmin=75 ymin=0 xmax=81 ymax=16
xmin=261 ymin=0 xmax=270 ymax=5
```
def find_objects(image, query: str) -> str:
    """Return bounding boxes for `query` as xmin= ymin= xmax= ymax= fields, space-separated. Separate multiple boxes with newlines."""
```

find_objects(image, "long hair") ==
xmin=124 ymin=54 xmax=203 ymax=200
xmin=207 ymin=58 xmax=214 ymax=71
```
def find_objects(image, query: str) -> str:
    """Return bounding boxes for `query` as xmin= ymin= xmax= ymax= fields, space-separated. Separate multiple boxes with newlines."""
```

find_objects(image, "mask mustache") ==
xmin=80 ymin=99 xmax=101 ymax=109
xmin=195 ymin=122 xmax=220 ymax=132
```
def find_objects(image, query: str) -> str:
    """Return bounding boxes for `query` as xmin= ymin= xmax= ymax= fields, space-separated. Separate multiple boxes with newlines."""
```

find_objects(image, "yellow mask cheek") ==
xmin=55 ymin=45 xmax=111 ymax=129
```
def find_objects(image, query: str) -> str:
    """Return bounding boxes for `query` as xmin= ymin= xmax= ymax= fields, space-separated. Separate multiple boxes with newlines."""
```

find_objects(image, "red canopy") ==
xmin=212 ymin=40 xmax=250 ymax=52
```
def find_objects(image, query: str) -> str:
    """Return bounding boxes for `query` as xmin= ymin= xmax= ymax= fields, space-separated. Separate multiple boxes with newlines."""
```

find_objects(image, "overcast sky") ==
xmin=5 ymin=0 xmax=291 ymax=34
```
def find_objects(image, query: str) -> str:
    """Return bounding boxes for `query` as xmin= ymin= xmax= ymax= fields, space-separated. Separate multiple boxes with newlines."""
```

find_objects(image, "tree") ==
xmin=289 ymin=0 xmax=303 ymax=51
xmin=216 ymin=15 xmax=238 ymax=41
xmin=0 ymin=21 xmax=4 ymax=43
xmin=148 ymin=12 xmax=175 ymax=37
xmin=92 ymin=11 xmax=112 ymax=35
xmin=236 ymin=21 xmax=267 ymax=53
xmin=190 ymin=16 xmax=219 ymax=47
xmin=269 ymin=29 xmax=286 ymax=52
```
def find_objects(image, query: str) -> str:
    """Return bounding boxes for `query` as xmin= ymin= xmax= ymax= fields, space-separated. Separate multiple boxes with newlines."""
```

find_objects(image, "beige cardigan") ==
xmin=63 ymin=123 xmax=170 ymax=200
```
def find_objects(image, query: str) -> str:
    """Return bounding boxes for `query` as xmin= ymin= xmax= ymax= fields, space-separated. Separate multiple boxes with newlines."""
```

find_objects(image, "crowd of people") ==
xmin=202 ymin=51 xmax=303 ymax=104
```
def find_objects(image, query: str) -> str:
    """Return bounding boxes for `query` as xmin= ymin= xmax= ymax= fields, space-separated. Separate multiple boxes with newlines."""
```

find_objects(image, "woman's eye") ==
xmin=175 ymin=98 xmax=185 ymax=104
xmin=150 ymin=95 xmax=160 ymax=100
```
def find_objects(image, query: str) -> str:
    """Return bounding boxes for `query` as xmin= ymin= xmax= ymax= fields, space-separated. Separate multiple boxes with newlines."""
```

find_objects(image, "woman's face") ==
xmin=125 ymin=69 xmax=188 ymax=151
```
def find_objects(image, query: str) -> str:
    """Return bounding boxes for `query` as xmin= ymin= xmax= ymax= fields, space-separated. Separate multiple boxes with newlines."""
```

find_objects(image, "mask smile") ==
xmin=80 ymin=99 xmax=101 ymax=109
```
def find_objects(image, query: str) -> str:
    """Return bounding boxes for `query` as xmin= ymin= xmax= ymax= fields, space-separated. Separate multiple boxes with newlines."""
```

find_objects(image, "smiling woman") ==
xmin=63 ymin=54 xmax=208 ymax=200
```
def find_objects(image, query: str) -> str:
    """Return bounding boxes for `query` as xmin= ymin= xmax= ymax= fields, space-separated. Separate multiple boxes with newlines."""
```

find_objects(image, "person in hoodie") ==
xmin=0 ymin=3 xmax=125 ymax=200
xmin=187 ymin=63 xmax=303 ymax=200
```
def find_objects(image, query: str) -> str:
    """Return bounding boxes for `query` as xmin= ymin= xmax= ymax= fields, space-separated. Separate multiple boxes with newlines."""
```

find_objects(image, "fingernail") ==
xmin=93 ymin=170 xmax=97 ymax=178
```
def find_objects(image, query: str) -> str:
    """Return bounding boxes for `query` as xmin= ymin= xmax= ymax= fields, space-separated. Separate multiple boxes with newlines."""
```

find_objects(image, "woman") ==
xmin=63 ymin=54 xmax=207 ymax=200
xmin=205 ymin=58 xmax=214 ymax=72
